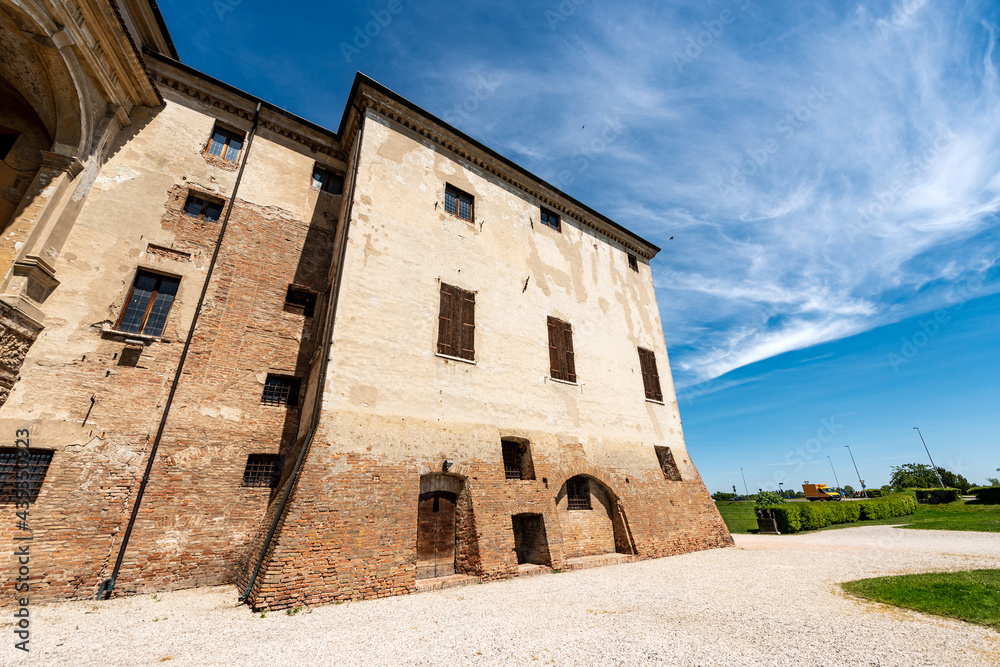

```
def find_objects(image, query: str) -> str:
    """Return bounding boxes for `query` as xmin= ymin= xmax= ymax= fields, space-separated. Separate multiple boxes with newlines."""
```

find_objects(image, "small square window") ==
xmin=312 ymin=165 xmax=344 ymax=195
xmin=444 ymin=184 xmax=474 ymax=222
xmin=183 ymin=193 xmax=223 ymax=222
xmin=261 ymin=374 xmax=301 ymax=406
xmin=241 ymin=454 xmax=282 ymax=488
xmin=566 ymin=476 xmax=591 ymax=510
xmin=0 ymin=448 xmax=53 ymax=503
xmin=0 ymin=130 xmax=17 ymax=160
xmin=284 ymin=285 xmax=317 ymax=317
xmin=117 ymin=270 xmax=180 ymax=337
xmin=540 ymin=207 xmax=560 ymax=232
xmin=207 ymin=125 xmax=244 ymax=161
xmin=628 ymin=253 xmax=639 ymax=272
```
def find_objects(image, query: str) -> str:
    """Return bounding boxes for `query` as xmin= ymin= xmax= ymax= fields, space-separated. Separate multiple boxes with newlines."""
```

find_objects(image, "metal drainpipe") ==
xmin=238 ymin=107 xmax=366 ymax=604
xmin=98 ymin=102 xmax=262 ymax=601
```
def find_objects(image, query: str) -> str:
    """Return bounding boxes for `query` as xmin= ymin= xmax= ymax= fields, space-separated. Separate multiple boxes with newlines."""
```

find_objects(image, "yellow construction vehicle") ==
xmin=802 ymin=483 xmax=842 ymax=501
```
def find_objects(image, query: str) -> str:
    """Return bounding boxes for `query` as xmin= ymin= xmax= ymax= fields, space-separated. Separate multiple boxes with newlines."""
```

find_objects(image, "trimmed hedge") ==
xmin=865 ymin=488 xmax=884 ymax=498
xmin=763 ymin=494 xmax=917 ymax=534
xmin=914 ymin=488 xmax=961 ymax=504
xmin=969 ymin=487 xmax=1000 ymax=504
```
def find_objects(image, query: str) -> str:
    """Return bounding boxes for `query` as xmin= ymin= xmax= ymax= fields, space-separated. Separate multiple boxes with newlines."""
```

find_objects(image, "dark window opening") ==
xmin=628 ymin=253 xmax=639 ymax=272
xmin=512 ymin=513 xmax=551 ymax=566
xmin=118 ymin=346 xmax=143 ymax=367
xmin=0 ymin=130 xmax=17 ymax=160
xmin=540 ymin=207 xmax=560 ymax=232
xmin=501 ymin=440 xmax=535 ymax=480
xmin=638 ymin=347 xmax=663 ymax=402
xmin=444 ymin=184 xmax=474 ymax=222
xmin=0 ymin=448 xmax=53 ymax=503
xmin=437 ymin=282 xmax=475 ymax=361
xmin=241 ymin=454 xmax=282 ymax=488
xmin=284 ymin=285 xmax=317 ymax=317
xmin=547 ymin=316 xmax=576 ymax=383
xmin=183 ymin=193 xmax=223 ymax=222
xmin=312 ymin=165 xmax=344 ymax=195
xmin=261 ymin=374 xmax=301 ymax=406
xmin=117 ymin=270 xmax=180 ymax=337
xmin=655 ymin=446 xmax=682 ymax=481
xmin=207 ymin=125 xmax=244 ymax=161
xmin=566 ymin=476 xmax=591 ymax=510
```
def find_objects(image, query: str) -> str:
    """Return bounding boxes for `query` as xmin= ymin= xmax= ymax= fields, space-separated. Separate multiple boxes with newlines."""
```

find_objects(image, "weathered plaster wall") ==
xmin=0 ymin=84 xmax=339 ymax=602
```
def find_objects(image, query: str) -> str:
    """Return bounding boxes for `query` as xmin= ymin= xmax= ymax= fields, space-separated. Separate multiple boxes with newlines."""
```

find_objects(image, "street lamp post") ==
xmin=741 ymin=468 xmax=750 ymax=498
xmin=913 ymin=427 xmax=946 ymax=488
xmin=779 ymin=482 xmax=784 ymax=498
xmin=845 ymin=446 xmax=868 ymax=498
xmin=827 ymin=456 xmax=843 ymax=496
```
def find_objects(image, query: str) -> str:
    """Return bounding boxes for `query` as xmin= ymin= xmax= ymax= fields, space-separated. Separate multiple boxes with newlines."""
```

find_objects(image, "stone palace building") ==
xmin=0 ymin=0 xmax=732 ymax=609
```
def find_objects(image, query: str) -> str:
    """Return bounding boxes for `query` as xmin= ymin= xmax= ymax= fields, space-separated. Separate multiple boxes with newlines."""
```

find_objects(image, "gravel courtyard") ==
xmin=10 ymin=525 xmax=1000 ymax=666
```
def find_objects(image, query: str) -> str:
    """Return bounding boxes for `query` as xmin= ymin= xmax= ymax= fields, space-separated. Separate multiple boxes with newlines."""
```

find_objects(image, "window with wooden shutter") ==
xmin=437 ymin=283 xmax=475 ymax=361
xmin=638 ymin=347 xmax=663 ymax=402
xmin=547 ymin=316 xmax=576 ymax=383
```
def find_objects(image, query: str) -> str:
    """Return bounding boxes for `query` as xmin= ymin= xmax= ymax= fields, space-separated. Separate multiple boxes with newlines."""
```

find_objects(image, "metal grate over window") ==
xmin=566 ymin=476 xmax=591 ymax=510
xmin=261 ymin=374 xmax=300 ymax=406
xmin=241 ymin=454 xmax=282 ymax=488
xmin=0 ymin=448 xmax=53 ymax=503
xmin=502 ymin=441 xmax=523 ymax=480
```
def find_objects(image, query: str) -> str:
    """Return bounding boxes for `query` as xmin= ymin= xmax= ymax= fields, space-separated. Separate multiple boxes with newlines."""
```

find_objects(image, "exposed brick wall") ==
xmin=244 ymin=411 xmax=733 ymax=611
xmin=0 ymin=303 xmax=39 ymax=408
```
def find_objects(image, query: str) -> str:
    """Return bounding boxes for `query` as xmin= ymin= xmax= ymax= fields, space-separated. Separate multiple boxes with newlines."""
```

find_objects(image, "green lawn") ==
xmin=716 ymin=498 xmax=1000 ymax=535
xmin=842 ymin=570 xmax=1000 ymax=632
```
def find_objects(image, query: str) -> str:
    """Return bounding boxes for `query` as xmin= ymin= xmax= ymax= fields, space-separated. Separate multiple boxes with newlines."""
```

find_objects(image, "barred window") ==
xmin=540 ymin=207 xmax=560 ymax=232
xmin=547 ymin=316 xmax=576 ymax=383
xmin=312 ymin=165 xmax=344 ymax=195
xmin=183 ymin=193 xmax=223 ymax=222
xmin=0 ymin=448 xmax=53 ymax=503
xmin=444 ymin=184 xmax=474 ymax=222
xmin=117 ymin=270 xmax=180 ymax=337
xmin=207 ymin=125 xmax=244 ymax=161
xmin=566 ymin=476 xmax=591 ymax=510
xmin=437 ymin=283 xmax=475 ymax=361
xmin=501 ymin=440 xmax=534 ymax=480
xmin=261 ymin=374 xmax=301 ymax=406
xmin=638 ymin=347 xmax=663 ymax=402
xmin=241 ymin=454 xmax=282 ymax=488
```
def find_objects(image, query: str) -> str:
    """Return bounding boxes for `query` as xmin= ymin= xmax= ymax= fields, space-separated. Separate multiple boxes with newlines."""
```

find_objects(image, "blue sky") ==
xmin=159 ymin=0 xmax=1000 ymax=491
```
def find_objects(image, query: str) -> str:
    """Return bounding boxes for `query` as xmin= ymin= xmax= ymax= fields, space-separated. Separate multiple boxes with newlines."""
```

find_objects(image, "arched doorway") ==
xmin=556 ymin=475 xmax=635 ymax=559
xmin=416 ymin=473 xmax=482 ymax=579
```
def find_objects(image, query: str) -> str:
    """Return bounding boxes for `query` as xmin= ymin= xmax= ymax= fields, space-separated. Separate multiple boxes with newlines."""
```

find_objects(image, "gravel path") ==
xmin=9 ymin=525 xmax=999 ymax=666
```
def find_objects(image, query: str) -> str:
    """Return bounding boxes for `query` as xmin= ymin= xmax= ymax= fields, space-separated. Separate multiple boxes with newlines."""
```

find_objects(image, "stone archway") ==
xmin=555 ymin=474 xmax=635 ymax=559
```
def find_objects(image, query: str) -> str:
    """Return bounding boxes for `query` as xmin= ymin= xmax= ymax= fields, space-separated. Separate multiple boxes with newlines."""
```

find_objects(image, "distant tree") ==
xmin=712 ymin=492 xmax=736 ymax=501
xmin=987 ymin=477 xmax=1000 ymax=487
xmin=843 ymin=485 xmax=856 ymax=496
xmin=935 ymin=467 xmax=972 ymax=493
xmin=890 ymin=463 xmax=939 ymax=489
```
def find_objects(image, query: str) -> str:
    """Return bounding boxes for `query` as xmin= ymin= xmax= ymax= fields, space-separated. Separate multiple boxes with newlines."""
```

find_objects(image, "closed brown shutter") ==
xmin=437 ymin=283 xmax=455 ymax=356
xmin=459 ymin=290 xmax=475 ymax=360
xmin=439 ymin=283 xmax=475 ymax=360
xmin=547 ymin=316 xmax=576 ymax=382
xmin=638 ymin=347 xmax=663 ymax=402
